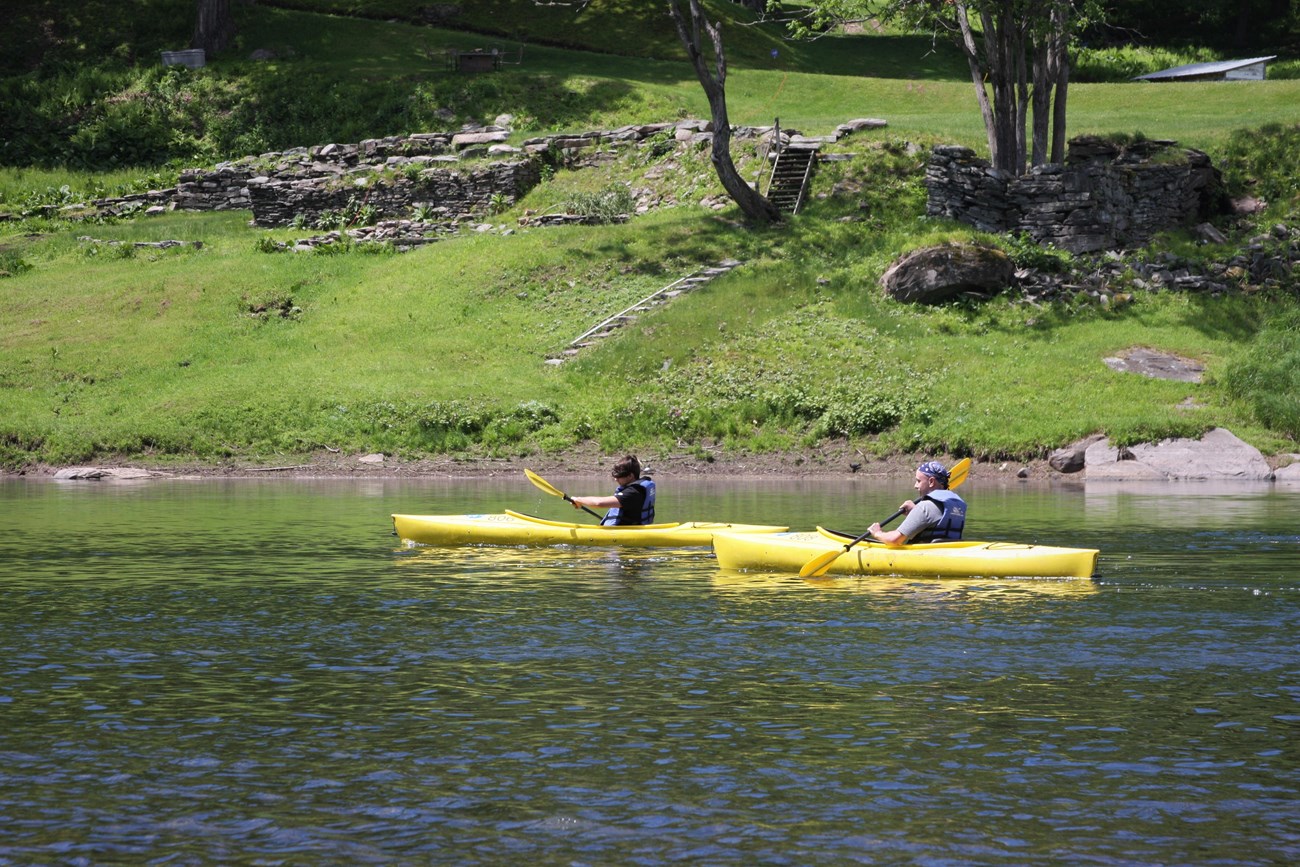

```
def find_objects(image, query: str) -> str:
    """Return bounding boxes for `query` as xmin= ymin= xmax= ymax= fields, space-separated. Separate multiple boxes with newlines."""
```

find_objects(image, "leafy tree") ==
xmin=794 ymin=1 xmax=1102 ymax=173
xmin=2 ymin=0 xmax=191 ymax=74
xmin=1097 ymin=0 xmax=1297 ymax=53
xmin=668 ymin=0 xmax=783 ymax=223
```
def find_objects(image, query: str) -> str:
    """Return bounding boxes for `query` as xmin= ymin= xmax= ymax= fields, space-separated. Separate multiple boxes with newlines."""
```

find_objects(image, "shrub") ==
xmin=1219 ymin=124 xmax=1300 ymax=212
xmin=1221 ymin=305 xmax=1300 ymax=438
xmin=312 ymin=196 xmax=380 ymax=231
xmin=1001 ymin=232 xmax=1074 ymax=273
xmin=565 ymin=184 xmax=634 ymax=223
xmin=1072 ymin=45 xmax=1219 ymax=84
xmin=0 ymin=251 xmax=33 ymax=277
xmin=81 ymin=241 xmax=136 ymax=260
xmin=411 ymin=203 xmax=440 ymax=222
xmin=814 ymin=389 xmax=929 ymax=438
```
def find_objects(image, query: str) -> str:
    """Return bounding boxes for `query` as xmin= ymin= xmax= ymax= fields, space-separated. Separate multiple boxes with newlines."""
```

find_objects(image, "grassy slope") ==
xmin=250 ymin=5 xmax=1300 ymax=149
xmin=2 ymin=5 xmax=1299 ymax=467
xmin=240 ymin=7 xmax=1300 ymax=148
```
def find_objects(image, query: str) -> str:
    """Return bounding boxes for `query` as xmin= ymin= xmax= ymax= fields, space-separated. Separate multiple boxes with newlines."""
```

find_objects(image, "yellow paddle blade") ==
xmin=799 ymin=547 xmax=846 ymax=579
xmin=524 ymin=468 xmax=564 ymax=498
xmin=948 ymin=457 xmax=973 ymax=489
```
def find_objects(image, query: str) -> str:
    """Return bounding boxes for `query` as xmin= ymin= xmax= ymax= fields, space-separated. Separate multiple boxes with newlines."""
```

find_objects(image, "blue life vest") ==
xmin=601 ymin=478 xmax=656 ymax=526
xmin=913 ymin=489 xmax=966 ymax=542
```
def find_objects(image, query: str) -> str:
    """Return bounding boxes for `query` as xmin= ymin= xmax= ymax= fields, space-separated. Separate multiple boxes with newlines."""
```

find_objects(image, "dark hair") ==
xmin=612 ymin=455 xmax=641 ymax=479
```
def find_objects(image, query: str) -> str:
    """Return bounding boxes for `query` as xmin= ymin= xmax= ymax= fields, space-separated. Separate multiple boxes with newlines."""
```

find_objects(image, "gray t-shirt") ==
xmin=896 ymin=500 xmax=943 ymax=541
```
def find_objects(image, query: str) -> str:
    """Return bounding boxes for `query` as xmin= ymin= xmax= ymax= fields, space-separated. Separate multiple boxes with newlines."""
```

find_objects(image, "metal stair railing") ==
xmin=790 ymin=151 xmax=816 ymax=215
xmin=567 ymin=262 xmax=737 ymax=348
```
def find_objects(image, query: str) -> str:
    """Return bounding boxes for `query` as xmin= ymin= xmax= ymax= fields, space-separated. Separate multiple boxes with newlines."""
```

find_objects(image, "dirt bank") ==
xmin=5 ymin=444 xmax=1058 ymax=483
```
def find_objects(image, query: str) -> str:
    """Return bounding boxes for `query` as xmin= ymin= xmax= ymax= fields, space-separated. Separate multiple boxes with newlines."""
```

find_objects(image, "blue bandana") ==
xmin=917 ymin=461 xmax=950 ymax=488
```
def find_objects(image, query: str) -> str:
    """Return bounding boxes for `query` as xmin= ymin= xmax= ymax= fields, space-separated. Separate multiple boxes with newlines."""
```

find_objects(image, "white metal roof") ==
xmin=1134 ymin=56 xmax=1277 ymax=81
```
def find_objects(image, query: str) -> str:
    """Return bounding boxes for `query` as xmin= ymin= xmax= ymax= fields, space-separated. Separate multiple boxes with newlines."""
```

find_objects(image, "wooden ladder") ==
xmin=764 ymin=147 xmax=817 ymax=214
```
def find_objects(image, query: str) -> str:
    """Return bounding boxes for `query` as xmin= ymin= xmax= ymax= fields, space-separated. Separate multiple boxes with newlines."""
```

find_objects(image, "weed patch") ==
xmin=1222 ymin=302 xmax=1300 ymax=439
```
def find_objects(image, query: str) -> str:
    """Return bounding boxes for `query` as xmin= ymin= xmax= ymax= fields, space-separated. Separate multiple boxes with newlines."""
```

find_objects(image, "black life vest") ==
xmin=600 ymin=478 xmax=657 ymax=526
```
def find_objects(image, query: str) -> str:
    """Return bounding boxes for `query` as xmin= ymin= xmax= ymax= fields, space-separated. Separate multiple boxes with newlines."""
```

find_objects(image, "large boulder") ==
xmin=1049 ymin=434 xmax=1107 ymax=474
xmin=1084 ymin=428 xmax=1273 ymax=481
xmin=1273 ymin=457 xmax=1300 ymax=483
xmin=880 ymin=243 xmax=1015 ymax=304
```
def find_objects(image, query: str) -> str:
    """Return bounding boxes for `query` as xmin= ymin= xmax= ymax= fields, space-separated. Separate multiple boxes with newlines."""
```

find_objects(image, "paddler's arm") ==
xmin=571 ymin=495 xmax=618 ymax=510
xmin=869 ymin=499 xmax=917 ymax=547
xmin=868 ymin=523 xmax=908 ymax=547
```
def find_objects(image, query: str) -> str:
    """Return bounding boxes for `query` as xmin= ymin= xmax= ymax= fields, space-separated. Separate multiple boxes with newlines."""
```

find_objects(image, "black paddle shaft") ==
xmin=843 ymin=507 xmax=904 ymax=550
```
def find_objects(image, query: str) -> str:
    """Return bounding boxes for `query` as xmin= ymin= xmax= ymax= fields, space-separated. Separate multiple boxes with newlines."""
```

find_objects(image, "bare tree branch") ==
xmin=668 ymin=0 xmax=782 ymax=224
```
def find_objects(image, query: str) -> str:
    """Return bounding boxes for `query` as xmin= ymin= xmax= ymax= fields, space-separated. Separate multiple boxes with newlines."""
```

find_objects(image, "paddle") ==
xmin=524 ymin=468 xmax=604 ymax=521
xmin=798 ymin=458 xmax=973 ymax=578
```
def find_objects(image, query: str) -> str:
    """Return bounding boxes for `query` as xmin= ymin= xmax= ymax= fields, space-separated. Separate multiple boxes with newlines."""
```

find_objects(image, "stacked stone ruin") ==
xmin=925 ymin=136 xmax=1225 ymax=253
xmin=86 ymin=117 xmax=886 ymax=230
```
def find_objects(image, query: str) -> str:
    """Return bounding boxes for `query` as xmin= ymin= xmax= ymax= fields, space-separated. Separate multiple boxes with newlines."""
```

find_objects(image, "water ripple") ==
xmin=1 ymin=479 xmax=1298 ymax=863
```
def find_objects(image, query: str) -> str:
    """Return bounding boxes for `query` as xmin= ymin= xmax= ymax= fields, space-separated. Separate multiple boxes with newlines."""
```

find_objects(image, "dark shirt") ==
xmin=611 ymin=482 xmax=648 ymax=525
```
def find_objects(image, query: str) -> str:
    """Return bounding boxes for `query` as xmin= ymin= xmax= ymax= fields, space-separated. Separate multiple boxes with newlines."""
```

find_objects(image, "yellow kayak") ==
xmin=713 ymin=527 xmax=1099 ymax=579
xmin=393 ymin=509 xmax=788 ymax=548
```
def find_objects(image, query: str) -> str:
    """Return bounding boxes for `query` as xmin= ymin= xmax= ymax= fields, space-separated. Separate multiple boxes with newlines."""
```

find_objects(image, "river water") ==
xmin=1 ymin=476 xmax=1297 ymax=864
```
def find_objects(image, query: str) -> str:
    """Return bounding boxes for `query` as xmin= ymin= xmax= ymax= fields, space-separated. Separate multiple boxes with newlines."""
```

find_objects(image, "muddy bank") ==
xmin=14 ymin=432 xmax=1293 ymax=484
xmin=5 ymin=444 xmax=1057 ymax=483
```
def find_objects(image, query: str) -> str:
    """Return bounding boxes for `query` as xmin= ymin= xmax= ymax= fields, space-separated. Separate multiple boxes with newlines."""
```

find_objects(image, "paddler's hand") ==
xmin=899 ymin=499 xmax=917 ymax=514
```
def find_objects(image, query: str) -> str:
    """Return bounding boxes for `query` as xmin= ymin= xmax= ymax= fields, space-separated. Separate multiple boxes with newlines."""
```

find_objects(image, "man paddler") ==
xmin=868 ymin=460 xmax=966 ymax=546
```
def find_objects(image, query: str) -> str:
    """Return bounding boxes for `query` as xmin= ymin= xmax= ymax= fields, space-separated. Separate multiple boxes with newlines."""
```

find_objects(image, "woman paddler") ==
xmin=570 ymin=455 xmax=657 ymax=526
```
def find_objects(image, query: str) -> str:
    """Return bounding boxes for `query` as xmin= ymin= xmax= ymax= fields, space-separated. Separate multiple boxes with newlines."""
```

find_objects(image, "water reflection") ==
xmin=1 ymin=477 xmax=1298 ymax=864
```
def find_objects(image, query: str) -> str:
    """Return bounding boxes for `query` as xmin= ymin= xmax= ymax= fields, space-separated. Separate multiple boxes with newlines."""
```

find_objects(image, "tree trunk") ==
xmin=193 ymin=0 xmax=236 ymax=56
xmin=668 ymin=0 xmax=782 ymax=224
xmin=880 ymin=0 xmax=1081 ymax=170
xmin=979 ymin=5 xmax=1022 ymax=174
xmin=954 ymin=4 xmax=999 ymax=169
xmin=1014 ymin=24 xmax=1030 ymax=173
xmin=1048 ymin=2 xmax=1070 ymax=165
xmin=1031 ymin=37 xmax=1051 ymax=167
xmin=1050 ymin=58 xmax=1069 ymax=164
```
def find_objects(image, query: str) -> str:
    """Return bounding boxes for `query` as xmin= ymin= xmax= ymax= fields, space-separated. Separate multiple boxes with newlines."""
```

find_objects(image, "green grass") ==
xmin=3 ymin=153 xmax=1291 ymax=467
xmin=3 ymin=5 xmax=1300 ymax=468
xmin=5 ymin=4 xmax=1300 ymax=170
xmin=251 ymin=0 xmax=971 ymax=76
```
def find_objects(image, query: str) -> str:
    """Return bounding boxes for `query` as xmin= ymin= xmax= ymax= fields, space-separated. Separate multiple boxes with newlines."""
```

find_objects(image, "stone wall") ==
xmin=246 ymin=159 xmax=542 ymax=227
xmin=87 ymin=118 xmax=885 ymax=226
xmin=926 ymin=136 xmax=1226 ymax=253
xmin=163 ymin=125 xmax=680 ymax=223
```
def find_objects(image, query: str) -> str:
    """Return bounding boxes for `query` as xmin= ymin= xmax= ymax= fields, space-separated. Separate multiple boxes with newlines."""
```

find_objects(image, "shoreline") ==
xmin=9 ymin=437 xmax=1293 ymax=484
xmin=4 ymin=445 xmax=1060 ymax=483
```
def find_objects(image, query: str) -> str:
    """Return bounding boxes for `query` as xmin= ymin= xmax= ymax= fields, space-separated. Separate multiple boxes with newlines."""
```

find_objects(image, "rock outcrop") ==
xmin=1083 ymin=428 xmax=1273 ymax=481
xmin=53 ymin=467 xmax=162 ymax=480
xmin=880 ymin=243 xmax=1016 ymax=304
xmin=1274 ymin=458 xmax=1300 ymax=483
xmin=1048 ymin=434 xmax=1107 ymax=474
